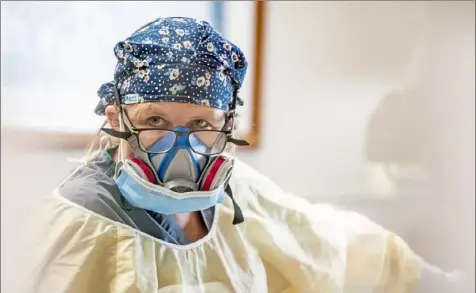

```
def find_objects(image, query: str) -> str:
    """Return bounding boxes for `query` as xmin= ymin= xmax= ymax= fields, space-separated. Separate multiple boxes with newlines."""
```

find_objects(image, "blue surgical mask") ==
xmin=115 ymin=160 xmax=225 ymax=215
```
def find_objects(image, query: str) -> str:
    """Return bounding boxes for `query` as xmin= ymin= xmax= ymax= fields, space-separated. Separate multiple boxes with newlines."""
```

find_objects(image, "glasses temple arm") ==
xmin=227 ymin=137 xmax=249 ymax=146
xmin=100 ymin=128 xmax=133 ymax=140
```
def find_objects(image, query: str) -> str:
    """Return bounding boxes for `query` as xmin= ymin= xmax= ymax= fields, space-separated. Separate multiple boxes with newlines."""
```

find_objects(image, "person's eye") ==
xmin=190 ymin=119 xmax=212 ymax=130
xmin=147 ymin=116 xmax=168 ymax=128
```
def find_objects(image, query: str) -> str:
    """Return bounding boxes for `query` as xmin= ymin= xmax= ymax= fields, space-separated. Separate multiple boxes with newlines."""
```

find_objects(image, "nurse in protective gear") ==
xmin=22 ymin=17 xmax=462 ymax=293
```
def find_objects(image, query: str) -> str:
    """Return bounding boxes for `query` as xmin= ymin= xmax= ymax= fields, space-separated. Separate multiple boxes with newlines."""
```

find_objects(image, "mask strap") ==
xmin=111 ymin=82 xmax=155 ymax=177
xmin=117 ymin=112 xmax=126 ymax=161
xmin=225 ymin=184 xmax=244 ymax=225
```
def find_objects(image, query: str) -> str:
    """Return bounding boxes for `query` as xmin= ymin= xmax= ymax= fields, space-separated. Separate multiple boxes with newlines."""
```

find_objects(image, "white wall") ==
xmin=237 ymin=2 xmax=475 ymax=289
xmin=2 ymin=1 xmax=474 ymax=292
xmin=237 ymin=2 xmax=475 ymax=291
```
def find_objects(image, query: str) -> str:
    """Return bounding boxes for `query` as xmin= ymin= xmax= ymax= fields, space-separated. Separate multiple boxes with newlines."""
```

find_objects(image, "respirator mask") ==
xmin=102 ymin=87 xmax=248 ymax=224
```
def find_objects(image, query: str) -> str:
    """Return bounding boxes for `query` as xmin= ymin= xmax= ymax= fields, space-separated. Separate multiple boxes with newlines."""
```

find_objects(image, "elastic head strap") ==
xmin=225 ymin=184 xmax=244 ymax=225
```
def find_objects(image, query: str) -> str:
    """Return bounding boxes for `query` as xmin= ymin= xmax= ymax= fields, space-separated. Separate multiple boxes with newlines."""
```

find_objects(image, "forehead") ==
xmin=126 ymin=102 xmax=225 ymax=120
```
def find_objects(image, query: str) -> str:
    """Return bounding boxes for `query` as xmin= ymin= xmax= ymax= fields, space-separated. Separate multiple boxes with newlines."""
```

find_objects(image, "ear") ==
xmin=105 ymin=105 xmax=120 ymax=130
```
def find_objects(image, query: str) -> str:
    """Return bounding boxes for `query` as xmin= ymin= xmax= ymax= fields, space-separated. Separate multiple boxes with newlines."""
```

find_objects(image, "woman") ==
xmin=23 ymin=17 xmax=458 ymax=293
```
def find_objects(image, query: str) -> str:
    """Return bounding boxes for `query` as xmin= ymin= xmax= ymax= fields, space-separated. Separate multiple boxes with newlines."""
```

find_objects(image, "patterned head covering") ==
xmin=95 ymin=17 xmax=248 ymax=116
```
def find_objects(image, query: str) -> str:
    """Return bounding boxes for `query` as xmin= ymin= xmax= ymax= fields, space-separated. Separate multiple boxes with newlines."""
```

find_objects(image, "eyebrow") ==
xmin=129 ymin=105 xmax=168 ymax=119
xmin=188 ymin=111 xmax=226 ymax=122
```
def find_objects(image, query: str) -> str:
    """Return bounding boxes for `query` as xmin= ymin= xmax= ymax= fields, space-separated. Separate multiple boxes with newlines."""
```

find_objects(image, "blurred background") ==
xmin=1 ymin=1 xmax=474 ymax=292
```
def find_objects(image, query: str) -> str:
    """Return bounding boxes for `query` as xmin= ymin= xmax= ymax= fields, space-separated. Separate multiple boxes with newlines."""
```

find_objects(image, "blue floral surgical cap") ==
xmin=95 ymin=17 xmax=248 ymax=115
